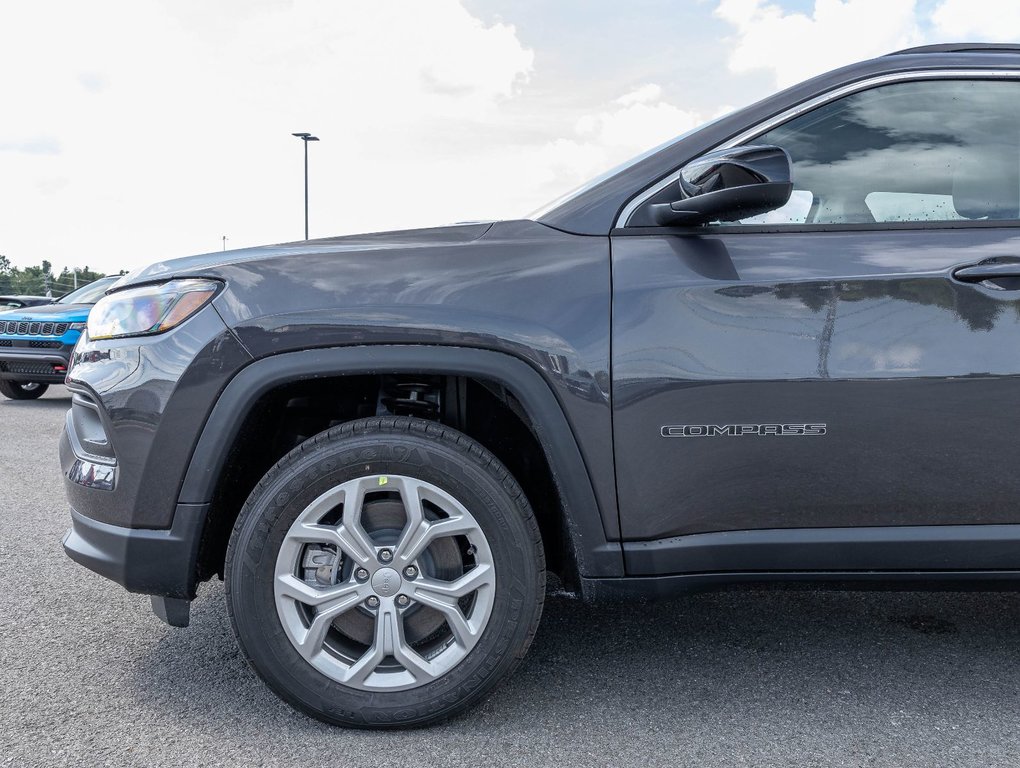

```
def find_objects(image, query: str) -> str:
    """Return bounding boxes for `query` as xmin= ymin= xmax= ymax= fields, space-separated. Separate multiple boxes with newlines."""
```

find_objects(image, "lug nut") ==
xmin=396 ymin=595 xmax=410 ymax=607
xmin=355 ymin=568 xmax=369 ymax=581
xmin=366 ymin=596 xmax=380 ymax=608
xmin=379 ymin=549 xmax=393 ymax=563
xmin=403 ymin=565 xmax=418 ymax=579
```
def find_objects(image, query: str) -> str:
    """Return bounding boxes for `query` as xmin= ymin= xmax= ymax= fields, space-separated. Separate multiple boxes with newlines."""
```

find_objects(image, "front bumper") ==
xmin=62 ymin=503 xmax=208 ymax=598
xmin=62 ymin=503 xmax=208 ymax=626
xmin=59 ymin=304 xmax=253 ymax=624
xmin=0 ymin=343 xmax=74 ymax=383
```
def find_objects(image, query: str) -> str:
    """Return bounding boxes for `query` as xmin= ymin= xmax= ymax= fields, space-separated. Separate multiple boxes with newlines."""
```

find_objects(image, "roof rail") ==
xmin=887 ymin=43 xmax=1020 ymax=56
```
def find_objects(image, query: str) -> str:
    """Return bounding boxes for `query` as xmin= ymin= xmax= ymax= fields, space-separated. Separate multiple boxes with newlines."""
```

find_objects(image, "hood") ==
xmin=0 ymin=302 xmax=94 ymax=323
xmin=119 ymin=222 xmax=496 ymax=287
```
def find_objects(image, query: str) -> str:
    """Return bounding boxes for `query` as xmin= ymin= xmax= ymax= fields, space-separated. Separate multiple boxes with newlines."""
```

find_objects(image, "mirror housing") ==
xmin=650 ymin=145 xmax=793 ymax=226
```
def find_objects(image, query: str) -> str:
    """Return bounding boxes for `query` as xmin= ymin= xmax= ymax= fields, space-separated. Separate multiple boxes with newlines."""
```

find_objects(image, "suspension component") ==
xmin=379 ymin=378 xmax=441 ymax=418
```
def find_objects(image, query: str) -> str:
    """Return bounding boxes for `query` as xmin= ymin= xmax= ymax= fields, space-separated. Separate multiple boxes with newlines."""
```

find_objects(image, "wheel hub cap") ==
xmin=371 ymin=567 xmax=401 ymax=597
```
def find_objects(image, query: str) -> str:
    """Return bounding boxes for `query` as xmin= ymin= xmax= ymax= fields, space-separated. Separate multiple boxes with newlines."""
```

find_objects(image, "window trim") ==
xmin=612 ymin=219 xmax=1020 ymax=238
xmin=617 ymin=69 xmax=1020 ymax=230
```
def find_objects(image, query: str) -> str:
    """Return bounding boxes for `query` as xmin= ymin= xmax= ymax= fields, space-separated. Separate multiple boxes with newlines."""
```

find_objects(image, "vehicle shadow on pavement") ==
xmin=128 ymin=582 xmax=1020 ymax=765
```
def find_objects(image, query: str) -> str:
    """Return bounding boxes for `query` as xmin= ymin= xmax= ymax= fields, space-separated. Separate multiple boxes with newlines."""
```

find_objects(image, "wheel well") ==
xmin=196 ymin=374 xmax=576 ymax=588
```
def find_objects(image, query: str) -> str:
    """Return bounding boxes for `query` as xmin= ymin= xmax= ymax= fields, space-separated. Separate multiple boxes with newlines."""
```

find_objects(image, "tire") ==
xmin=225 ymin=416 xmax=546 ymax=728
xmin=0 ymin=380 xmax=49 ymax=400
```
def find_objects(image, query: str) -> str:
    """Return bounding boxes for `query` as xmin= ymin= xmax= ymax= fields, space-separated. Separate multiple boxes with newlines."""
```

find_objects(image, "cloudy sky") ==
xmin=2 ymin=0 xmax=1019 ymax=275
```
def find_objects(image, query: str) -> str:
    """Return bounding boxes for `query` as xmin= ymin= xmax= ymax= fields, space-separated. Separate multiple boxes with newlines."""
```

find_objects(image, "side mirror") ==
xmin=651 ymin=145 xmax=793 ymax=226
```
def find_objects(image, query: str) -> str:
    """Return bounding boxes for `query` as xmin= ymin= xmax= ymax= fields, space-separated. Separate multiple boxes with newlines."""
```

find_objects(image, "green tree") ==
xmin=0 ymin=259 xmax=107 ymax=297
xmin=54 ymin=265 xmax=106 ymax=295
xmin=0 ymin=255 xmax=12 ymax=294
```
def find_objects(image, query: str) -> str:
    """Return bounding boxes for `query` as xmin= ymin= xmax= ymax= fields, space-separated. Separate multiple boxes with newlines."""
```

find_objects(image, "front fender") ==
xmin=179 ymin=344 xmax=624 ymax=577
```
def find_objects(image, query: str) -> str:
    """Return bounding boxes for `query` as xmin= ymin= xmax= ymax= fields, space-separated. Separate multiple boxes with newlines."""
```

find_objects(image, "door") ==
xmin=612 ymin=77 xmax=1020 ymax=549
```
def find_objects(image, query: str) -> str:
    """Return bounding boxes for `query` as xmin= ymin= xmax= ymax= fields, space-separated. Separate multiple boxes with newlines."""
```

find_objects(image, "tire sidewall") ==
xmin=0 ymin=380 xmax=48 ymax=400
xmin=227 ymin=423 xmax=542 ymax=727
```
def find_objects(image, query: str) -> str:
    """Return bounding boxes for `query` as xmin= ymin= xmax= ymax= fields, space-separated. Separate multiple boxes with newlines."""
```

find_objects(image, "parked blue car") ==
xmin=0 ymin=276 xmax=118 ymax=400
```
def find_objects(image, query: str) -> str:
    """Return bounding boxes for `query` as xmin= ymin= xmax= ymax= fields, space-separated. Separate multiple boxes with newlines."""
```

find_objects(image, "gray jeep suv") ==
xmin=62 ymin=44 xmax=1020 ymax=726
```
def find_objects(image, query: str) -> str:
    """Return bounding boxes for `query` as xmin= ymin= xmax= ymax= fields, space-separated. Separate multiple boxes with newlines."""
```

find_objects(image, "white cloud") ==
xmin=0 ymin=1 xmax=540 ymax=273
xmin=615 ymin=84 xmax=663 ymax=106
xmin=715 ymin=0 xmax=923 ymax=88
xmin=931 ymin=0 xmax=1020 ymax=39
xmin=490 ymin=84 xmax=708 ymax=214
xmin=0 ymin=2 xmax=718 ymax=274
xmin=14 ymin=0 xmax=1020 ymax=277
xmin=714 ymin=0 xmax=1020 ymax=92
xmin=576 ymin=84 xmax=703 ymax=159
xmin=0 ymin=138 xmax=61 ymax=155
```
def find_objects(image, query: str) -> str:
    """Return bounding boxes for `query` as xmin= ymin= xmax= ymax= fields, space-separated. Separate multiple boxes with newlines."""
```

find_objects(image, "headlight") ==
xmin=87 ymin=279 xmax=219 ymax=341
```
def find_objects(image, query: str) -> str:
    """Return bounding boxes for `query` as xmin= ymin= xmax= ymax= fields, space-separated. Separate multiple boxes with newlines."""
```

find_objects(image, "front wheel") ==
xmin=0 ymin=380 xmax=49 ymax=400
xmin=225 ymin=417 xmax=545 ymax=727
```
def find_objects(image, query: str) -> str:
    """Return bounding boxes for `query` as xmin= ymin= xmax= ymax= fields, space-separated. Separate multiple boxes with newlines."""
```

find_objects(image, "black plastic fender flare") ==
xmin=178 ymin=344 xmax=624 ymax=577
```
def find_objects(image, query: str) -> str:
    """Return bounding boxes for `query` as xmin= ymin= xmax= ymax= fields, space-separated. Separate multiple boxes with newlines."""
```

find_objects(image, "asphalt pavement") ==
xmin=3 ymin=387 xmax=1020 ymax=767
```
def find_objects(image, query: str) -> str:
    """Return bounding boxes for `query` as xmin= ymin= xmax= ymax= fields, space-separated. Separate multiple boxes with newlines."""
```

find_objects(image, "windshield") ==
xmin=56 ymin=277 xmax=116 ymax=305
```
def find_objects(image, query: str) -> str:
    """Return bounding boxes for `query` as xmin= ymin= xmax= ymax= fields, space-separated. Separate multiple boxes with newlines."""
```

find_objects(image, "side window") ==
xmin=723 ymin=79 xmax=1020 ymax=226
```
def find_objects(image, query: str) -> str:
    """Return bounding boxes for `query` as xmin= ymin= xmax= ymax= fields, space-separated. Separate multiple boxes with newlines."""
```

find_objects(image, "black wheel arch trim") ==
xmin=178 ymin=344 xmax=625 ymax=578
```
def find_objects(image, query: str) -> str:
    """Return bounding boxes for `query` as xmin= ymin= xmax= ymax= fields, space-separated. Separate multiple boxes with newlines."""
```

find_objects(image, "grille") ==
xmin=0 ymin=320 xmax=69 ymax=337
xmin=0 ymin=340 xmax=10 ymax=347
xmin=29 ymin=340 xmax=62 ymax=349
xmin=0 ymin=361 xmax=56 ymax=376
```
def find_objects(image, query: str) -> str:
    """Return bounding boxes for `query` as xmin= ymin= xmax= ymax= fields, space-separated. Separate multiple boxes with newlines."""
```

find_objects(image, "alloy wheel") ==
xmin=273 ymin=474 xmax=496 ymax=691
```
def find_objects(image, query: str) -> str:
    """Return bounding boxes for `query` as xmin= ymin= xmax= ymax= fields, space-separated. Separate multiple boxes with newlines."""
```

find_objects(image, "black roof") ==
xmin=888 ymin=43 xmax=1020 ymax=56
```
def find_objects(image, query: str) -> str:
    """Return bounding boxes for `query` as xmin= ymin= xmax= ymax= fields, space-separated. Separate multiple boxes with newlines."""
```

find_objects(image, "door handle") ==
xmin=953 ymin=260 xmax=1020 ymax=288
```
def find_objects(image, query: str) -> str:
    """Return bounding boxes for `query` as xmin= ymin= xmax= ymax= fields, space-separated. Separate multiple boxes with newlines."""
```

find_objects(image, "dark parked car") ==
xmin=0 ymin=277 xmax=118 ymax=400
xmin=0 ymin=295 xmax=53 ymax=309
xmin=61 ymin=44 xmax=1020 ymax=727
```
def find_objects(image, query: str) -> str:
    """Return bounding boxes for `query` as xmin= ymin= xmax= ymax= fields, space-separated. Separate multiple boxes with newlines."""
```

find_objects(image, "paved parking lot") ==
xmin=4 ymin=387 xmax=1020 ymax=766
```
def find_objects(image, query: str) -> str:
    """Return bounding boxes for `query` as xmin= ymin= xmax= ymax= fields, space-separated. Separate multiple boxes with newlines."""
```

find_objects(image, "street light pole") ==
xmin=292 ymin=132 xmax=320 ymax=240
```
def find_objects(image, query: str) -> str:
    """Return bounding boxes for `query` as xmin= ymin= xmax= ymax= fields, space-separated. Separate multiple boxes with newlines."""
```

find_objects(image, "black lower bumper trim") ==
xmin=62 ymin=502 xmax=208 ymax=601
xmin=0 ymin=371 xmax=68 ymax=383
xmin=0 ymin=348 xmax=71 ymax=382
